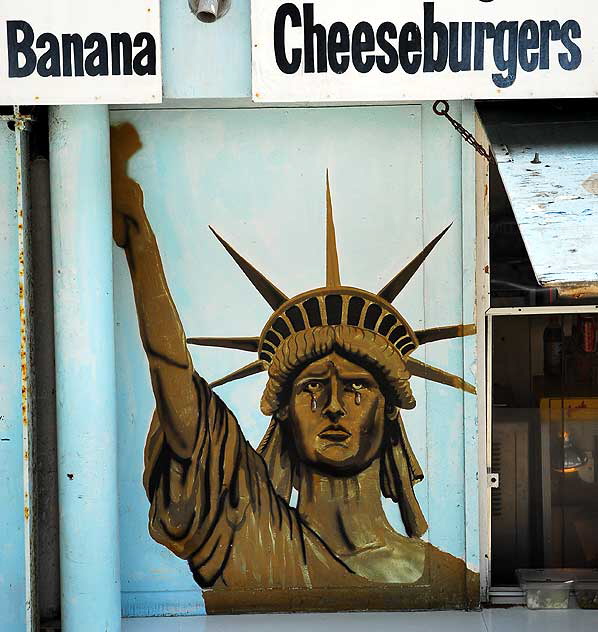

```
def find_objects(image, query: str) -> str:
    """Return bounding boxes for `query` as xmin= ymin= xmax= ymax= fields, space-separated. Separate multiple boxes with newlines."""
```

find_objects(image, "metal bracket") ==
xmin=493 ymin=143 xmax=513 ymax=164
xmin=1 ymin=106 xmax=35 ymax=130
xmin=488 ymin=472 xmax=500 ymax=488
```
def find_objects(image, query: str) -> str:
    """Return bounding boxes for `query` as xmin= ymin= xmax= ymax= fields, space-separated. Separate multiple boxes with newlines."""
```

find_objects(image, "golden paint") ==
xmin=325 ymin=171 xmax=341 ymax=288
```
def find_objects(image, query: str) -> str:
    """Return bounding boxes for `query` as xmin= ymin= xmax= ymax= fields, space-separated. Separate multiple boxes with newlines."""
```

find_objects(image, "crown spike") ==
xmin=405 ymin=357 xmax=476 ymax=394
xmin=209 ymin=227 xmax=289 ymax=310
xmin=325 ymin=171 xmax=341 ymax=288
xmin=187 ymin=336 xmax=260 ymax=352
xmin=209 ymin=360 xmax=266 ymax=389
xmin=378 ymin=223 xmax=453 ymax=303
xmin=415 ymin=324 xmax=476 ymax=346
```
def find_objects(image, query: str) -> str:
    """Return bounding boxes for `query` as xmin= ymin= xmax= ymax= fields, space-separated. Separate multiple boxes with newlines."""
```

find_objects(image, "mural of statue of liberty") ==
xmin=110 ymin=122 xmax=478 ymax=613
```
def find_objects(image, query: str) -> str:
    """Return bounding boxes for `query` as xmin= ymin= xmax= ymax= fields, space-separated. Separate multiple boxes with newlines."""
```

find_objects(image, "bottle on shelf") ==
xmin=544 ymin=317 xmax=562 ymax=378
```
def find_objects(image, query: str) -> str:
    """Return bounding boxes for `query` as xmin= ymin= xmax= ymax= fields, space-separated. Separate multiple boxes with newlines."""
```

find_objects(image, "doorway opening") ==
xmin=484 ymin=135 xmax=598 ymax=595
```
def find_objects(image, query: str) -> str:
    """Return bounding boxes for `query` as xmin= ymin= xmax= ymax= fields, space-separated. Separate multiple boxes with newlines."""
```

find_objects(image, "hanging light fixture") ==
xmin=558 ymin=431 xmax=588 ymax=474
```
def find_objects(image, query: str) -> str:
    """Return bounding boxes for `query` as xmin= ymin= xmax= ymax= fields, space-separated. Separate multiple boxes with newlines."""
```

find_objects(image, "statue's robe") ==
xmin=143 ymin=373 xmax=479 ymax=613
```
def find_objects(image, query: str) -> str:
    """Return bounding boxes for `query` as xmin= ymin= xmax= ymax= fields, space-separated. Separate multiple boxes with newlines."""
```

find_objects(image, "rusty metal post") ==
xmin=1 ymin=109 xmax=34 ymax=632
xmin=49 ymin=106 xmax=121 ymax=632
xmin=14 ymin=107 xmax=37 ymax=632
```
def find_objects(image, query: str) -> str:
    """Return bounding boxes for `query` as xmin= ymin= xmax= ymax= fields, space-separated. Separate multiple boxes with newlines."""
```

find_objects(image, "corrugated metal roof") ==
xmin=480 ymin=103 xmax=598 ymax=297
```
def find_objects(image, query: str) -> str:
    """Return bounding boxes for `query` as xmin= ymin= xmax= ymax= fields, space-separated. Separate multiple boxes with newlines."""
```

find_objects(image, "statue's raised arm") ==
xmin=110 ymin=123 xmax=278 ymax=587
xmin=111 ymin=123 xmax=198 ymax=459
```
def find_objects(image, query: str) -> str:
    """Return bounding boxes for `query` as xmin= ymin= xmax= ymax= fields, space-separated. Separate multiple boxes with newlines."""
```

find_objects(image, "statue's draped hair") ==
xmin=257 ymin=325 xmax=428 ymax=538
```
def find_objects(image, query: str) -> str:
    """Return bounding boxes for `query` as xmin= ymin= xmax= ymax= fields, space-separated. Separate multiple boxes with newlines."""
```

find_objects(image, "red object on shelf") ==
xmin=580 ymin=317 xmax=596 ymax=353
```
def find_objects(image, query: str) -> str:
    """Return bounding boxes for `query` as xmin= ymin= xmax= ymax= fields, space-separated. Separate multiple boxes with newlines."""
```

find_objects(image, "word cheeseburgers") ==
xmin=274 ymin=2 xmax=582 ymax=88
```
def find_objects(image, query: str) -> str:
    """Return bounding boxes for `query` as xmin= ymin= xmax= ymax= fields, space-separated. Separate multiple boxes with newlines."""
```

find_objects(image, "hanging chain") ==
xmin=433 ymin=100 xmax=495 ymax=165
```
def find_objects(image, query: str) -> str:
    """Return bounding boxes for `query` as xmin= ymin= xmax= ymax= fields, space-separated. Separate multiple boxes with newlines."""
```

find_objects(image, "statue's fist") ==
xmin=110 ymin=123 xmax=146 ymax=248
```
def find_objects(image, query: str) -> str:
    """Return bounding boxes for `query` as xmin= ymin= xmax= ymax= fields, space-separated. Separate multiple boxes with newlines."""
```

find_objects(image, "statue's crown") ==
xmin=257 ymin=287 xmax=418 ymax=367
xmin=188 ymin=173 xmax=474 ymax=395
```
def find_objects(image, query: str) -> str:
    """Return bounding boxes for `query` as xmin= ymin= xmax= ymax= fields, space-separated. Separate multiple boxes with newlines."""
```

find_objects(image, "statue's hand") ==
xmin=110 ymin=122 xmax=148 ymax=249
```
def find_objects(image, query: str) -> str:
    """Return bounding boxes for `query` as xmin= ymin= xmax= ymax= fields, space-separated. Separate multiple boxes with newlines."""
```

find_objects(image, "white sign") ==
xmin=251 ymin=0 xmax=597 ymax=102
xmin=0 ymin=0 xmax=162 ymax=105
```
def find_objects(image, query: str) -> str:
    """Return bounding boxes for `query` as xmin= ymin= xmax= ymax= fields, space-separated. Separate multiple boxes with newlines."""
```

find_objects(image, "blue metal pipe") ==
xmin=49 ymin=106 xmax=121 ymax=632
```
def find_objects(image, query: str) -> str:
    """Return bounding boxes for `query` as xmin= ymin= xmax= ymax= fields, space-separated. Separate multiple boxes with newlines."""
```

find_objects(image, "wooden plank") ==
xmin=483 ymin=118 xmax=598 ymax=293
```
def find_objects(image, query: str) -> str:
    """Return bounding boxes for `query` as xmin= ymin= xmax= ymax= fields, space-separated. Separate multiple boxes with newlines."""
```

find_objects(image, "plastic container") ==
xmin=516 ymin=569 xmax=575 ymax=609
xmin=574 ymin=571 xmax=598 ymax=609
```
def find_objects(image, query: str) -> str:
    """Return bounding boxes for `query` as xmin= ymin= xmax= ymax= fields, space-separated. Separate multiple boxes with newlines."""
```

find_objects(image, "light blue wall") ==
xmin=111 ymin=103 xmax=478 ymax=615
xmin=0 ymin=123 xmax=26 ymax=630
xmin=161 ymin=2 xmax=251 ymax=99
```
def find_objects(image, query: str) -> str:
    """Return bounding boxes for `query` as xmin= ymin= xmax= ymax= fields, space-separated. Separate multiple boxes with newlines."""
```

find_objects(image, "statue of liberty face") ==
xmin=284 ymin=352 xmax=387 ymax=475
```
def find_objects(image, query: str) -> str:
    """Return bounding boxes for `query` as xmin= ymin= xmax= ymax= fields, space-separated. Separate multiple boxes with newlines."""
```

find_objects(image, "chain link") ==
xmin=433 ymin=100 xmax=495 ymax=165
